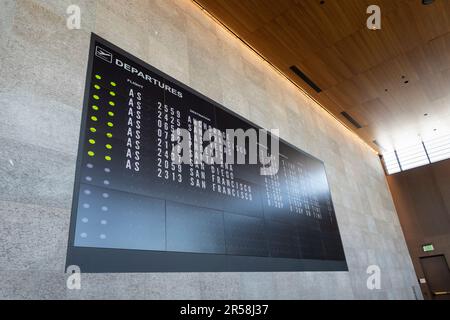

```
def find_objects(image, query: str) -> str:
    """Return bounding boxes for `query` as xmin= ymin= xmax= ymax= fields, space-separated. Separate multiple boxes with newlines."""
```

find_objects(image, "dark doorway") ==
xmin=420 ymin=255 xmax=450 ymax=300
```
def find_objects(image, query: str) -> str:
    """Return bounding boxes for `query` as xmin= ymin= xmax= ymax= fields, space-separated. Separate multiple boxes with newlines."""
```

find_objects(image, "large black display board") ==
xmin=66 ymin=34 xmax=347 ymax=272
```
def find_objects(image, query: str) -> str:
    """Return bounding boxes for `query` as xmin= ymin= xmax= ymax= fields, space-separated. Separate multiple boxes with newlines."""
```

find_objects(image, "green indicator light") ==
xmin=89 ymin=139 xmax=96 ymax=145
xmin=110 ymin=82 xmax=117 ymax=87
xmin=92 ymin=105 xmax=99 ymax=111
xmin=109 ymin=101 xmax=115 ymax=106
xmin=108 ymin=111 xmax=114 ymax=117
xmin=106 ymin=144 xmax=112 ymax=150
xmin=88 ymin=151 xmax=95 ymax=157
xmin=105 ymin=156 xmax=112 ymax=161
xmin=95 ymin=75 xmax=101 ymax=80
xmin=107 ymin=122 xmax=114 ymax=128
xmin=93 ymin=95 xmax=100 ymax=100
xmin=90 ymin=128 xmax=97 ymax=133
xmin=94 ymin=85 xmax=101 ymax=90
xmin=91 ymin=116 xmax=98 ymax=122
xmin=109 ymin=91 xmax=116 ymax=97
xmin=106 ymin=133 xmax=113 ymax=138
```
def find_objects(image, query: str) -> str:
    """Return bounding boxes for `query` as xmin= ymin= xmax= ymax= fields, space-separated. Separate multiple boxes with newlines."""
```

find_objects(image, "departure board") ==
xmin=66 ymin=34 xmax=347 ymax=272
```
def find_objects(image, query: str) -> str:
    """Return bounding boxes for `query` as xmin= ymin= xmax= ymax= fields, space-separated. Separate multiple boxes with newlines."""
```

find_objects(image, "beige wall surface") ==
xmin=0 ymin=0 xmax=420 ymax=299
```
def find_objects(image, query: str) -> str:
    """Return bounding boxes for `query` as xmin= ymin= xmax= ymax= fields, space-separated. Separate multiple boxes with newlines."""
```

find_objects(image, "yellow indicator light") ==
xmin=89 ymin=139 xmax=96 ymax=145
xmin=106 ymin=133 xmax=113 ymax=138
xmin=93 ymin=95 xmax=100 ymax=100
xmin=111 ymin=82 xmax=117 ymax=87
xmin=107 ymin=122 xmax=114 ymax=128
xmin=110 ymin=91 xmax=116 ymax=97
xmin=95 ymin=75 xmax=101 ymax=80
xmin=90 ymin=128 xmax=97 ymax=133
xmin=106 ymin=144 xmax=112 ymax=150
xmin=105 ymin=156 xmax=112 ymax=161
xmin=88 ymin=151 xmax=95 ymax=157
xmin=108 ymin=111 xmax=114 ymax=117
xmin=92 ymin=105 xmax=99 ymax=111
xmin=91 ymin=116 xmax=98 ymax=122
xmin=94 ymin=85 xmax=100 ymax=90
xmin=109 ymin=101 xmax=115 ymax=106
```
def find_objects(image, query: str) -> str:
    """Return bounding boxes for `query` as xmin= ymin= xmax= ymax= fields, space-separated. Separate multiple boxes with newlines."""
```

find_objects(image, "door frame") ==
xmin=419 ymin=254 xmax=450 ymax=300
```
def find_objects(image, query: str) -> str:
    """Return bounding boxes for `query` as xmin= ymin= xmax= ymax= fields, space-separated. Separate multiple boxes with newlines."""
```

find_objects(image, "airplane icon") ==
xmin=95 ymin=46 xmax=113 ymax=63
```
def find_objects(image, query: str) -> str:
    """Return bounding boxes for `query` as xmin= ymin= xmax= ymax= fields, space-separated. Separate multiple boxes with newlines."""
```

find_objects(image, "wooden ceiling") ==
xmin=195 ymin=0 xmax=450 ymax=153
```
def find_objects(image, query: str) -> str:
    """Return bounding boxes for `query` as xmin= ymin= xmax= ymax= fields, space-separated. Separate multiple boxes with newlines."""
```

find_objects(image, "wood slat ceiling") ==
xmin=195 ymin=0 xmax=450 ymax=152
